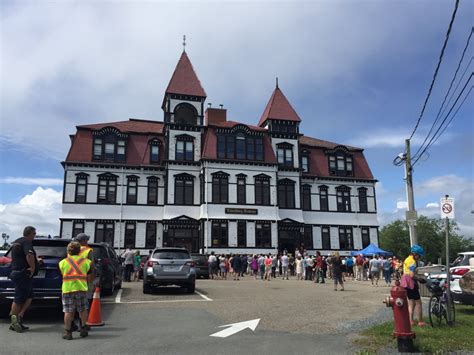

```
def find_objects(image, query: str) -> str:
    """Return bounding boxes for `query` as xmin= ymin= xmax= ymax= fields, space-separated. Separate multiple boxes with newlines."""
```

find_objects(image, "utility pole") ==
xmin=404 ymin=139 xmax=418 ymax=246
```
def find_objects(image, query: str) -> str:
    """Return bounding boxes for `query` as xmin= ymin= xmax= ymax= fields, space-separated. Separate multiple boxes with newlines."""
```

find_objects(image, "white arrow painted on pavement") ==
xmin=209 ymin=319 xmax=260 ymax=338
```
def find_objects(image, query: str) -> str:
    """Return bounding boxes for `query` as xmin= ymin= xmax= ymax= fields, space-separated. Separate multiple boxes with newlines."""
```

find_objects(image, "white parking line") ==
xmin=115 ymin=289 xmax=123 ymax=303
xmin=196 ymin=290 xmax=213 ymax=301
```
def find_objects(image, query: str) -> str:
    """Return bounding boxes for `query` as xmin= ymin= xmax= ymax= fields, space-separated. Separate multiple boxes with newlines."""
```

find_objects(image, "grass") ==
xmin=354 ymin=305 xmax=474 ymax=353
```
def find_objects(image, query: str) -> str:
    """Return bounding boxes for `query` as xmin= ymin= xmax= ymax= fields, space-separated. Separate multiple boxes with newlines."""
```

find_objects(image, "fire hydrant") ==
xmin=383 ymin=281 xmax=416 ymax=352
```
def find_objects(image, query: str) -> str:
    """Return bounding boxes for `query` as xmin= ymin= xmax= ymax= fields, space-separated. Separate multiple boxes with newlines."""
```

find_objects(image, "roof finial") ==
xmin=276 ymin=77 xmax=279 ymax=89
xmin=182 ymin=35 xmax=186 ymax=52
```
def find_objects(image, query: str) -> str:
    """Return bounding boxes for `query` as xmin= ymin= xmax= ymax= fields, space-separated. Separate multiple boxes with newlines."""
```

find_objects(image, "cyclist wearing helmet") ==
xmin=401 ymin=244 xmax=426 ymax=326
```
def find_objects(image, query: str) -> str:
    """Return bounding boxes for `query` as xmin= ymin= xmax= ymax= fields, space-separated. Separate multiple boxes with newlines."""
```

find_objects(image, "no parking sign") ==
xmin=440 ymin=197 xmax=455 ymax=219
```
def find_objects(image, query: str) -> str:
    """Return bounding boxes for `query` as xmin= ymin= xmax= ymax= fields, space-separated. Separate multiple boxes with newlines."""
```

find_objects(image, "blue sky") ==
xmin=0 ymin=0 xmax=472 ymax=239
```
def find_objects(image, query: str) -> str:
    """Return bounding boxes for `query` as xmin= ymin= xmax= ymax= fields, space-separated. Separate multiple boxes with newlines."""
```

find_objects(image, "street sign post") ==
xmin=440 ymin=197 xmax=455 ymax=219
xmin=441 ymin=195 xmax=454 ymax=325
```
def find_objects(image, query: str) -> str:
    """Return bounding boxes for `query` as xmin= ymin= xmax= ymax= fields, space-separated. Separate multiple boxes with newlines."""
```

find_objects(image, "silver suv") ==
xmin=143 ymin=248 xmax=196 ymax=294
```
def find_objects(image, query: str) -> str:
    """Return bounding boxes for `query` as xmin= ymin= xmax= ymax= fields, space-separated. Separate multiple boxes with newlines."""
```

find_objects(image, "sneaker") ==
xmin=63 ymin=329 xmax=73 ymax=340
xmin=79 ymin=327 xmax=89 ymax=338
xmin=10 ymin=315 xmax=23 ymax=333
xmin=18 ymin=316 xmax=29 ymax=331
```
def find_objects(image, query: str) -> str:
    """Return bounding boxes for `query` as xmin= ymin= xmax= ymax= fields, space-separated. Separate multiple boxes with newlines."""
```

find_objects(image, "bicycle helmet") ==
xmin=411 ymin=244 xmax=425 ymax=257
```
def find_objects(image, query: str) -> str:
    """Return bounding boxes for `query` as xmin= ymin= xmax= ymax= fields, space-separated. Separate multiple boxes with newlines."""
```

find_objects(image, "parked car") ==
xmin=143 ymin=248 xmax=196 ymax=294
xmin=0 ymin=239 xmax=123 ymax=316
xmin=191 ymin=254 xmax=209 ymax=279
xmin=451 ymin=252 xmax=474 ymax=305
xmin=90 ymin=243 xmax=123 ymax=296
xmin=0 ymin=238 xmax=69 ymax=316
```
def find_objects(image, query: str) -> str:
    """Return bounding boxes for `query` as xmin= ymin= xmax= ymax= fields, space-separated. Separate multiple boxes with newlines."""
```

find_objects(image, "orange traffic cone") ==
xmin=87 ymin=287 xmax=105 ymax=326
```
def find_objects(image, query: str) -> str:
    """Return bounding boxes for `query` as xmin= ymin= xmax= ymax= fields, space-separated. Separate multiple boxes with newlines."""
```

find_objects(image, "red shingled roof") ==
xmin=78 ymin=119 xmax=164 ymax=134
xmin=66 ymin=119 xmax=165 ymax=165
xmin=165 ymin=52 xmax=206 ymax=97
xmin=300 ymin=135 xmax=362 ymax=151
xmin=300 ymin=136 xmax=373 ymax=180
xmin=258 ymin=87 xmax=301 ymax=127
xmin=210 ymin=120 xmax=267 ymax=132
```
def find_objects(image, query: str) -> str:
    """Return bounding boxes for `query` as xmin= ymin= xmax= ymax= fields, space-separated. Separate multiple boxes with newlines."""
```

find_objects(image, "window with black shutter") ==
xmin=319 ymin=186 xmax=329 ymax=211
xmin=126 ymin=176 xmax=139 ymax=204
xmin=95 ymin=222 xmax=114 ymax=245
xmin=278 ymin=179 xmax=295 ymax=209
xmin=145 ymin=222 xmax=157 ymax=249
xmin=175 ymin=174 xmax=194 ymax=205
xmin=237 ymin=176 xmax=246 ymax=204
xmin=147 ymin=177 xmax=159 ymax=205
xmin=336 ymin=186 xmax=351 ymax=212
xmin=212 ymin=222 xmax=228 ymax=247
xmin=255 ymin=223 xmax=271 ymax=248
xmin=212 ymin=172 xmax=229 ymax=204
xmin=255 ymin=175 xmax=271 ymax=205
xmin=97 ymin=174 xmax=118 ymax=204
xmin=75 ymin=173 xmax=88 ymax=203
xmin=339 ymin=227 xmax=353 ymax=250
xmin=302 ymin=185 xmax=311 ymax=211
xmin=358 ymin=187 xmax=368 ymax=213
xmin=361 ymin=227 xmax=370 ymax=248
xmin=124 ymin=223 xmax=136 ymax=248
xmin=237 ymin=221 xmax=246 ymax=247
xmin=321 ymin=227 xmax=331 ymax=250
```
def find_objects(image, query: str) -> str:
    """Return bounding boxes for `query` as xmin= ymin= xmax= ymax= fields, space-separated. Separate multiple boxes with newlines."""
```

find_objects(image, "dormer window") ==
xmin=277 ymin=142 xmax=294 ymax=167
xmin=301 ymin=154 xmax=309 ymax=173
xmin=175 ymin=134 xmax=194 ymax=161
xmin=149 ymin=139 xmax=161 ymax=164
xmin=327 ymin=148 xmax=353 ymax=176
xmin=217 ymin=131 xmax=264 ymax=161
xmin=92 ymin=128 xmax=127 ymax=162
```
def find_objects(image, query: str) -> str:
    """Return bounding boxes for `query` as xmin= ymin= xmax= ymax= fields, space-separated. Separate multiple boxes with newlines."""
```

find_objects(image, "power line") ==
xmin=412 ymin=72 xmax=473 ymax=166
xmin=412 ymin=27 xmax=473 ymax=160
xmin=408 ymin=0 xmax=460 ymax=141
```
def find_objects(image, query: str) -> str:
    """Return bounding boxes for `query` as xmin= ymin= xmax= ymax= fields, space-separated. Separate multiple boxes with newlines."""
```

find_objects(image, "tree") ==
xmin=379 ymin=216 xmax=474 ymax=264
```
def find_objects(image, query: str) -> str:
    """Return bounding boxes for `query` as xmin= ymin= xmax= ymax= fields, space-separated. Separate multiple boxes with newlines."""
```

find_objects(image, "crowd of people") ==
xmin=206 ymin=251 xmax=404 ymax=291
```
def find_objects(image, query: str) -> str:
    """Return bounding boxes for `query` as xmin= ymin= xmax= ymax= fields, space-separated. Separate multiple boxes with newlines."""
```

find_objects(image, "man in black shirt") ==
xmin=9 ymin=226 xmax=37 ymax=332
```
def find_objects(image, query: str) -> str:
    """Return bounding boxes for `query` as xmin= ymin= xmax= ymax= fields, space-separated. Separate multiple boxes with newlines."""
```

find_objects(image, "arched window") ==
xmin=174 ymin=103 xmax=197 ymax=125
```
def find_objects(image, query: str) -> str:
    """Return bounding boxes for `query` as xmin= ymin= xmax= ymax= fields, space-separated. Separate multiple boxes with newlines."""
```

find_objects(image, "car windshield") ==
xmin=153 ymin=251 xmax=190 ymax=260
xmin=451 ymin=255 xmax=473 ymax=267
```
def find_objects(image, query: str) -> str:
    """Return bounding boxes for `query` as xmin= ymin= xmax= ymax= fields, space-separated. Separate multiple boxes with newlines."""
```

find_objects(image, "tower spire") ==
xmin=182 ymin=35 xmax=186 ymax=52
xmin=276 ymin=77 xmax=279 ymax=89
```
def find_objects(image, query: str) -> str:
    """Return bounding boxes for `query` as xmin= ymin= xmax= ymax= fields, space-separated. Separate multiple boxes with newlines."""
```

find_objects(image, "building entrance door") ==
xmin=163 ymin=228 xmax=199 ymax=253
xmin=278 ymin=230 xmax=300 ymax=255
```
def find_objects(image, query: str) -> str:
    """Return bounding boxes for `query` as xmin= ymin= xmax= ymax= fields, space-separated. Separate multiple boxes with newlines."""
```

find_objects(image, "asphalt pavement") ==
xmin=0 ymin=277 xmax=396 ymax=354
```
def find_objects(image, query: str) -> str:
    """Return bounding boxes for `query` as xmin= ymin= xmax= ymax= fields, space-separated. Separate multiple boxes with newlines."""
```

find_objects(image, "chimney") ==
xmin=205 ymin=107 xmax=227 ymax=126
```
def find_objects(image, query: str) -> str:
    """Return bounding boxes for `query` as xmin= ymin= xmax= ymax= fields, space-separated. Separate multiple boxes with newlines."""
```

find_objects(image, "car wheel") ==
xmin=116 ymin=278 xmax=122 ymax=290
xmin=187 ymin=283 xmax=196 ymax=294
xmin=143 ymin=282 xmax=152 ymax=294
xmin=103 ymin=277 xmax=115 ymax=296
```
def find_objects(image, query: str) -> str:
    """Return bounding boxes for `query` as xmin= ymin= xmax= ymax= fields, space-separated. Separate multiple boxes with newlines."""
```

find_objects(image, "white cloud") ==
xmin=347 ymin=128 xmax=454 ymax=149
xmin=396 ymin=201 xmax=408 ymax=210
xmin=379 ymin=174 xmax=474 ymax=239
xmin=0 ymin=177 xmax=63 ymax=186
xmin=0 ymin=1 xmax=456 ymax=158
xmin=0 ymin=187 xmax=62 ymax=239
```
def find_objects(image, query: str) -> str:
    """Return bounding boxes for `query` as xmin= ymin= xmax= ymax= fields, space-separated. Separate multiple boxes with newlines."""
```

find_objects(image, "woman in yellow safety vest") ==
xmin=59 ymin=241 xmax=92 ymax=340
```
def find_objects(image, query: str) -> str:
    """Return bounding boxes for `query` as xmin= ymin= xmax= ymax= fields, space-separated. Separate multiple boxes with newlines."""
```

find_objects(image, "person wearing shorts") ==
xmin=9 ymin=226 xmax=38 ymax=332
xmin=401 ymin=245 xmax=425 ymax=327
xmin=59 ymin=241 xmax=92 ymax=340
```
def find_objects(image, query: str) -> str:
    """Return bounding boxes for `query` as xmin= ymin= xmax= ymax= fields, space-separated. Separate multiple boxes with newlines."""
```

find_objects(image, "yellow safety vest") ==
xmin=59 ymin=255 xmax=91 ymax=294
xmin=79 ymin=246 xmax=93 ymax=259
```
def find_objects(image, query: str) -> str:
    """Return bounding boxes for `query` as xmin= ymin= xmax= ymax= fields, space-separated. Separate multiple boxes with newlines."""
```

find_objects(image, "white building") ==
xmin=60 ymin=50 xmax=379 ymax=256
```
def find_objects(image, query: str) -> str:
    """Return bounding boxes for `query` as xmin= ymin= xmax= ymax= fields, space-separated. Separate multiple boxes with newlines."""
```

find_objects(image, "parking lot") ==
xmin=1 ymin=277 xmax=394 ymax=354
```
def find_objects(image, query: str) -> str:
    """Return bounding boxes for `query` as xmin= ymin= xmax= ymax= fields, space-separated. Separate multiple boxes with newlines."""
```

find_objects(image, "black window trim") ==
xmin=74 ymin=173 xmax=89 ymax=203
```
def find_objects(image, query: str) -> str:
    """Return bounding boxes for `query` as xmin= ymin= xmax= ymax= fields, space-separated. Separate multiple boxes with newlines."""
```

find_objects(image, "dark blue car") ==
xmin=0 ymin=238 xmax=122 ymax=316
